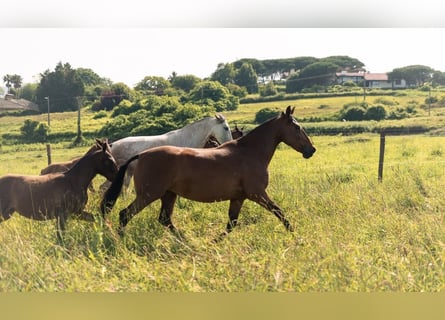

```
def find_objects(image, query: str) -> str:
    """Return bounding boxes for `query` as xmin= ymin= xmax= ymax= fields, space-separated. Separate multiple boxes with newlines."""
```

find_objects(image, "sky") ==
xmin=1 ymin=1 xmax=445 ymax=88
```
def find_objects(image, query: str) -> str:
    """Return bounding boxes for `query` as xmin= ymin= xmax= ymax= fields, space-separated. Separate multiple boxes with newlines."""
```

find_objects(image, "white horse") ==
xmin=108 ymin=114 xmax=233 ymax=190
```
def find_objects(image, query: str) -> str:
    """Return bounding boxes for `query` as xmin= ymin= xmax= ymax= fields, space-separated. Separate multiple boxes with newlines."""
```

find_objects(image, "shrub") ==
xmin=364 ymin=105 xmax=387 ymax=121
xmin=259 ymin=82 xmax=278 ymax=97
xmin=20 ymin=119 xmax=49 ymax=142
xmin=92 ymin=110 xmax=108 ymax=119
xmin=340 ymin=106 xmax=366 ymax=121
xmin=255 ymin=108 xmax=280 ymax=124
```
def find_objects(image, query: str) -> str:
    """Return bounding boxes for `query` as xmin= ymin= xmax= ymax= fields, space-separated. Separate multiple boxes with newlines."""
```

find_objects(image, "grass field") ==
xmin=0 ymin=93 xmax=444 ymax=292
xmin=0 ymin=133 xmax=443 ymax=291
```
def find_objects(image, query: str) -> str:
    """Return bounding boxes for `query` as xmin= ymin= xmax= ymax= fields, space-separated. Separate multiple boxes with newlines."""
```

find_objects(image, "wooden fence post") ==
xmin=46 ymin=143 xmax=52 ymax=165
xmin=378 ymin=131 xmax=385 ymax=182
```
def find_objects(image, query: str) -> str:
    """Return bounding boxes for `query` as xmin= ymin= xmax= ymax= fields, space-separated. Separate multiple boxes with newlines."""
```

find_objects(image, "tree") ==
xmin=134 ymin=76 xmax=171 ymax=95
xmin=320 ymin=56 xmax=365 ymax=71
xmin=388 ymin=65 xmax=434 ymax=87
xmin=432 ymin=70 xmax=445 ymax=86
xmin=286 ymin=61 xmax=338 ymax=93
xmin=259 ymin=81 xmax=278 ymax=97
xmin=3 ymin=74 xmax=12 ymax=93
xmin=76 ymin=68 xmax=110 ymax=87
xmin=9 ymin=74 xmax=23 ymax=93
xmin=19 ymin=83 xmax=38 ymax=102
xmin=36 ymin=62 xmax=85 ymax=113
xmin=234 ymin=62 xmax=258 ymax=94
xmin=187 ymin=80 xmax=239 ymax=111
xmin=210 ymin=63 xmax=236 ymax=85
xmin=103 ymin=82 xmax=130 ymax=110
xmin=170 ymin=74 xmax=201 ymax=93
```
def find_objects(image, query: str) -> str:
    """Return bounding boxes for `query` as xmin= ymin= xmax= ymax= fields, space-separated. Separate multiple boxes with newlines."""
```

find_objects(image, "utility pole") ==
xmin=44 ymin=96 xmax=50 ymax=126
xmin=44 ymin=96 xmax=51 ymax=165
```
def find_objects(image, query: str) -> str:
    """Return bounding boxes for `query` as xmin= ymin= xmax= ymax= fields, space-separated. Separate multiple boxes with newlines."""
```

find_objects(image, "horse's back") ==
xmin=0 ymin=173 xmax=83 ymax=219
xmin=41 ymin=162 xmax=73 ymax=175
xmin=111 ymin=135 xmax=169 ymax=164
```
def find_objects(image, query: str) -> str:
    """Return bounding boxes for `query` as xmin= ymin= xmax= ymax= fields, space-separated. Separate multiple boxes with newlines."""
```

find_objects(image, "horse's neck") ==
xmin=238 ymin=119 xmax=281 ymax=165
xmin=63 ymin=155 xmax=97 ymax=189
xmin=167 ymin=120 xmax=211 ymax=147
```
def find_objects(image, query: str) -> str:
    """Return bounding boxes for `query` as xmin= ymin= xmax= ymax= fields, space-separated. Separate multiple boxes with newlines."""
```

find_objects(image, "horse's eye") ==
xmin=224 ymin=126 xmax=229 ymax=131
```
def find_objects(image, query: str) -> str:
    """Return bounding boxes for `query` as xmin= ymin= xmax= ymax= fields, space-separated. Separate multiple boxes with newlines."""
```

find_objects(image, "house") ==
xmin=336 ymin=71 xmax=364 ymax=85
xmin=364 ymin=73 xmax=392 ymax=89
xmin=0 ymin=94 xmax=39 ymax=112
xmin=335 ymin=71 xmax=407 ymax=89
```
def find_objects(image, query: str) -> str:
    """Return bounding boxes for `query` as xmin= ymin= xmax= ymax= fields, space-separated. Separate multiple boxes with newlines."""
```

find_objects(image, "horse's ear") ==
xmin=285 ymin=106 xmax=294 ymax=117
xmin=215 ymin=114 xmax=225 ymax=122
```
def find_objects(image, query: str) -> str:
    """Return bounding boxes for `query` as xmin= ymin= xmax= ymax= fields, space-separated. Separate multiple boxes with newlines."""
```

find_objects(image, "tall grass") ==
xmin=0 ymin=134 xmax=443 ymax=291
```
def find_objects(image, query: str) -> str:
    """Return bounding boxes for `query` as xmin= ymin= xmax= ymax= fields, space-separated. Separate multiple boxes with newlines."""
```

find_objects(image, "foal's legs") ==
xmin=159 ymin=191 xmax=178 ymax=231
xmin=248 ymin=192 xmax=294 ymax=232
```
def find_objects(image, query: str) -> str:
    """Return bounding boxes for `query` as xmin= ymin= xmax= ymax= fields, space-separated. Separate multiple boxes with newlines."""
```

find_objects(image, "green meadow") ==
xmin=0 ymin=94 xmax=444 ymax=292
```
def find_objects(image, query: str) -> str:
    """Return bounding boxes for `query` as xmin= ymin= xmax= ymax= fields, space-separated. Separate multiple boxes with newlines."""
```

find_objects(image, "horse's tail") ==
xmin=100 ymin=154 xmax=139 ymax=217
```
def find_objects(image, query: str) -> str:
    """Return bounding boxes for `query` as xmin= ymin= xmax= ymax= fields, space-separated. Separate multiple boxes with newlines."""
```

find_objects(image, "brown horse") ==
xmin=0 ymin=139 xmax=118 ymax=242
xmin=101 ymin=106 xmax=316 ymax=239
xmin=40 ymin=143 xmax=113 ymax=191
xmin=40 ymin=158 xmax=80 ymax=175
xmin=204 ymin=125 xmax=244 ymax=148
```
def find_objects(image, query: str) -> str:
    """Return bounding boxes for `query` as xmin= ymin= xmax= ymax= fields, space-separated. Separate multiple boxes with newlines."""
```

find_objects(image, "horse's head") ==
xmin=93 ymin=139 xmax=119 ymax=181
xmin=278 ymin=106 xmax=316 ymax=159
xmin=232 ymin=124 xmax=244 ymax=139
xmin=210 ymin=114 xmax=233 ymax=144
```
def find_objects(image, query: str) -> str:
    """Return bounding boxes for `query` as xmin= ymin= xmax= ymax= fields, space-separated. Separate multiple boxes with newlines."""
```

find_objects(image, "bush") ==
xmin=340 ymin=106 xmax=366 ymax=121
xmin=20 ymin=119 xmax=49 ymax=142
xmin=364 ymin=105 xmax=387 ymax=121
xmin=92 ymin=110 xmax=108 ymax=119
xmin=259 ymin=82 xmax=278 ymax=97
xmin=255 ymin=108 xmax=280 ymax=124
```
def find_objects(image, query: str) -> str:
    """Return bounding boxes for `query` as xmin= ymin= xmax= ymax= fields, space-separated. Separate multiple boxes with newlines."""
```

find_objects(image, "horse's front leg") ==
xmin=159 ymin=191 xmax=178 ymax=231
xmin=249 ymin=192 xmax=294 ymax=232
xmin=213 ymin=198 xmax=245 ymax=242
xmin=77 ymin=210 xmax=96 ymax=222
xmin=56 ymin=214 xmax=67 ymax=244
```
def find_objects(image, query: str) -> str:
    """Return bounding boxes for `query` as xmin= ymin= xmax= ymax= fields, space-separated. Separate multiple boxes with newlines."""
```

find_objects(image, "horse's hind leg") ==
xmin=122 ymin=162 xmax=136 ymax=192
xmin=249 ymin=192 xmax=294 ymax=232
xmin=0 ymin=198 xmax=14 ymax=222
xmin=159 ymin=191 xmax=178 ymax=231
xmin=118 ymin=196 xmax=154 ymax=236
xmin=0 ymin=206 xmax=13 ymax=222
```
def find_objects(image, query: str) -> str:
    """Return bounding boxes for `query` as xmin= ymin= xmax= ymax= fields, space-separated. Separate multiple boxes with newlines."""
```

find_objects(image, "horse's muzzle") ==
xmin=302 ymin=146 xmax=316 ymax=159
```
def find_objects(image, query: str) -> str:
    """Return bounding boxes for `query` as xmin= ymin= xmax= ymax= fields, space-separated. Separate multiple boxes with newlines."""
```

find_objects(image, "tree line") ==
xmin=3 ymin=56 xmax=445 ymax=116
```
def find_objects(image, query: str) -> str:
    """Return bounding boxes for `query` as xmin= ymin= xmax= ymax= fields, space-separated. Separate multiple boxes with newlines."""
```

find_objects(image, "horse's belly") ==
xmin=172 ymin=178 xmax=243 ymax=203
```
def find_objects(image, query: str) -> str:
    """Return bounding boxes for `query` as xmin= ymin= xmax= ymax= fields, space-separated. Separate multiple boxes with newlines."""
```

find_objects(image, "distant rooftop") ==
xmin=0 ymin=94 xmax=40 ymax=112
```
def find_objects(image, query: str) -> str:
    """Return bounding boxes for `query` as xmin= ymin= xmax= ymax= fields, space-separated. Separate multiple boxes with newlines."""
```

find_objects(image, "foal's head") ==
xmin=209 ymin=114 xmax=233 ymax=144
xmin=231 ymin=124 xmax=244 ymax=139
xmin=278 ymin=106 xmax=316 ymax=159
xmin=92 ymin=139 xmax=119 ymax=181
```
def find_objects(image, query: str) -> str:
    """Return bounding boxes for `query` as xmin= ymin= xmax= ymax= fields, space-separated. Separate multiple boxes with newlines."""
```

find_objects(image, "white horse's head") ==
xmin=210 ymin=114 xmax=233 ymax=144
